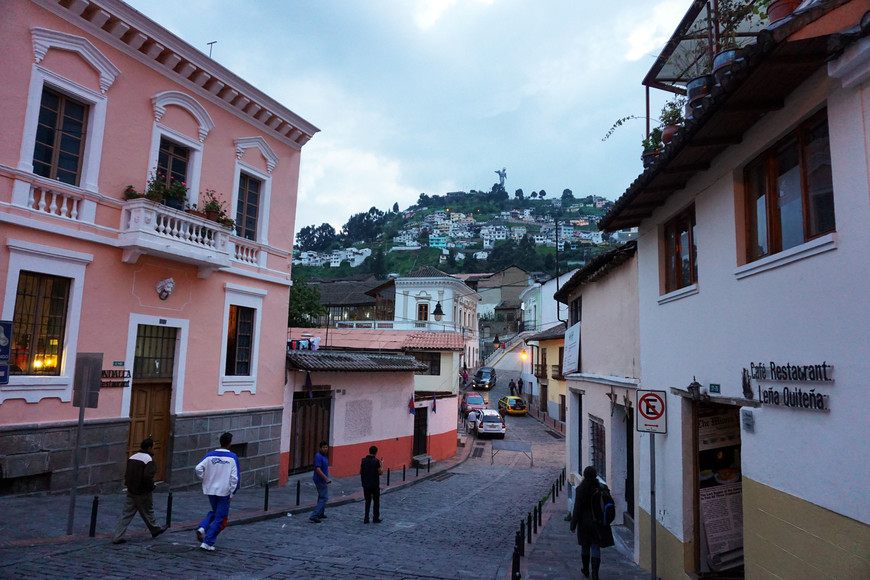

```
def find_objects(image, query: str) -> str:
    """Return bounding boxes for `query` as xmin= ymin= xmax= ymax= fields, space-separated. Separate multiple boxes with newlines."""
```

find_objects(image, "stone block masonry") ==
xmin=169 ymin=407 xmax=282 ymax=491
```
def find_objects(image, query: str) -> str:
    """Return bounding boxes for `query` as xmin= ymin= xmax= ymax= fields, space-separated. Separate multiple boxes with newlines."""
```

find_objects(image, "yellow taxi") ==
xmin=498 ymin=395 xmax=527 ymax=416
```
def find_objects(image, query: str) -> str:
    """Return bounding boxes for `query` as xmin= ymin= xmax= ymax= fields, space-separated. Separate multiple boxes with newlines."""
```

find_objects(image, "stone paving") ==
xmin=0 ymin=373 xmax=648 ymax=579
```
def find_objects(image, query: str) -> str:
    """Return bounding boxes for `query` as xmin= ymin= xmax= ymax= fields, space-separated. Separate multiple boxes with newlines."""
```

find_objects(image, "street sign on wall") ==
xmin=0 ymin=320 xmax=12 ymax=385
xmin=636 ymin=389 xmax=667 ymax=434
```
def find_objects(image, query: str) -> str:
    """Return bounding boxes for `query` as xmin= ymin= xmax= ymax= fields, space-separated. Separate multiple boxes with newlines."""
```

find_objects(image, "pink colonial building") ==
xmin=0 ymin=0 xmax=317 ymax=494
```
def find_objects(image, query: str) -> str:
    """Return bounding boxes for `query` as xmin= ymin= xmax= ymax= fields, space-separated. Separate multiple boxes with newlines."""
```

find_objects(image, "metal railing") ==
xmin=534 ymin=364 xmax=548 ymax=378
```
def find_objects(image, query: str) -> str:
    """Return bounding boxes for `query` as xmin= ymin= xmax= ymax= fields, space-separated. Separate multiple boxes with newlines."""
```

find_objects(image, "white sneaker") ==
xmin=199 ymin=542 xmax=215 ymax=551
xmin=196 ymin=527 xmax=205 ymax=542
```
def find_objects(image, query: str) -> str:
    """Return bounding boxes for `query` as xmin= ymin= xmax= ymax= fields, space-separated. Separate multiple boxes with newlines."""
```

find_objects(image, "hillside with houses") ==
xmin=292 ymin=188 xmax=636 ymax=277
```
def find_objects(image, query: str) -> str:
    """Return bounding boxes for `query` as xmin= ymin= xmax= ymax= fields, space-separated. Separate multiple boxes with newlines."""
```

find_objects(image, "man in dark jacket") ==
xmin=112 ymin=438 xmax=167 ymax=544
xmin=359 ymin=445 xmax=383 ymax=524
xmin=570 ymin=466 xmax=614 ymax=579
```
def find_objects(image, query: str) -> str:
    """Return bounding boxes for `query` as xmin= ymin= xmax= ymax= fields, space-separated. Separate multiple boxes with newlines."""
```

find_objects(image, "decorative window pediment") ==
xmin=31 ymin=27 xmax=121 ymax=93
xmin=150 ymin=91 xmax=215 ymax=142
xmin=234 ymin=136 xmax=279 ymax=173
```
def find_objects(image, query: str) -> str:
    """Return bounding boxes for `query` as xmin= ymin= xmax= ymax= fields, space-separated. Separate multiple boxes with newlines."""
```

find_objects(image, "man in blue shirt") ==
xmin=309 ymin=441 xmax=331 ymax=523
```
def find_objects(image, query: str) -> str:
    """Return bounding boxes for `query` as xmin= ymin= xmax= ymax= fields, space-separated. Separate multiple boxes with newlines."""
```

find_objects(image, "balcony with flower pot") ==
xmin=118 ymin=177 xmax=232 ymax=277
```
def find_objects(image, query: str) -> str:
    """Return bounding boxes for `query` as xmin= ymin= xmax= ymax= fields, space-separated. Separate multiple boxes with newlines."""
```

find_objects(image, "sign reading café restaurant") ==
xmin=747 ymin=361 xmax=833 ymax=412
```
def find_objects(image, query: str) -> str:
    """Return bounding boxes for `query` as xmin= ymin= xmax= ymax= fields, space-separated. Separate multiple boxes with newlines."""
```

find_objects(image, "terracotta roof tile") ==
xmin=526 ymin=322 xmax=567 ymax=342
xmin=402 ymin=332 xmax=465 ymax=351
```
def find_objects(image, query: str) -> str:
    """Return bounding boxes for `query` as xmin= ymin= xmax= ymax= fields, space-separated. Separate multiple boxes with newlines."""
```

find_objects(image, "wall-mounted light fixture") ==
xmin=521 ymin=348 xmax=528 ymax=361
xmin=687 ymin=376 xmax=702 ymax=401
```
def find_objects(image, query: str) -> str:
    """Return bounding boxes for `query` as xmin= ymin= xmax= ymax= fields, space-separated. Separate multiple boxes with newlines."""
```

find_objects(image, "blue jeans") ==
xmin=198 ymin=494 xmax=230 ymax=546
xmin=581 ymin=543 xmax=601 ymax=559
xmin=311 ymin=481 xmax=329 ymax=519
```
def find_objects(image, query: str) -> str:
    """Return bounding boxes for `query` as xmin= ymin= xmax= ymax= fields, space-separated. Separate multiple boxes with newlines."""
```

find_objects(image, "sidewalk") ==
xmin=0 ymin=442 xmax=475 ymax=547
xmin=516 ymin=488 xmax=649 ymax=580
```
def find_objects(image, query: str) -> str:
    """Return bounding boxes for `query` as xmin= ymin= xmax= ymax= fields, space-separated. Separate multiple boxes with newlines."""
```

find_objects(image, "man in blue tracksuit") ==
xmin=309 ymin=441 xmax=331 ymax=523
xmin=194 ymin=432 xmax=240 ymax=551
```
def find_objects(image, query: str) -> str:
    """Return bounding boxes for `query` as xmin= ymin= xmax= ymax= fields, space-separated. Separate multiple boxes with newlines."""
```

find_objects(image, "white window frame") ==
xmin=231 ymin=160 xmax=272 ymax=245
xmin=16 ymin=65 xmax=108 ymax=194
xmin=219 ymin=283 xmax=266 ymax=394
xmin=123 ymin=314 xmax=190 ymax=416
xmin=146 ymin=124 xmax=203 ymax=206
xmin=1 ymin=240 xmax=93 ymax=403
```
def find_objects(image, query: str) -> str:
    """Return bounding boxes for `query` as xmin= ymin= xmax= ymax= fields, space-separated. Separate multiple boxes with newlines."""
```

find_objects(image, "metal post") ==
xmin=527 ymin=512 xmax=532 ymax=543
xmin=538 ymin=500 xmax=543 ymax=527
xmin=649 ymin=433 xmax=657 ymax=580
xmin=296 ymin=480 xmax=301 ymax=506
xmin=66 ymin=403 xmax=87 ymax=535
xmin=166 ymin=492 xmax=173 ymax=527
xmin=512 ymin=546 xmax=521 ymax=578
xmin=416 ymin=463 xmax=419 ymax=477
xmin=88 ymin=496 xmax=98 ymax=537
xmin=427 ymin=458 xmax=430 ymax=473
xmin=403 ymin=465 xmax=406 ymax=481
xmin=533 ymin=505 xmax=538 ymax=534
xmin=263 ymin=482 xmax=270 ymax=511
xmin=519 ymin=521 xmax=525 ymax=556
xmin=552 ymin=483 xmax=556 ymax=502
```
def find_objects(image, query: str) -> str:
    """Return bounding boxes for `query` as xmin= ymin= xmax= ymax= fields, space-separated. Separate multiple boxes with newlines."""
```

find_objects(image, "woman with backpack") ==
xmin=570 ymin=466 xmax=614 ymax=579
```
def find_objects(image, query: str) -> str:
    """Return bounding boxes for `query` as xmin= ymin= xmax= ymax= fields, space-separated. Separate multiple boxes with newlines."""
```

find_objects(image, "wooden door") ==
xmin=413 ymin=407 xmax=428 ymax=456
xmin=127 ymin=383 xmax=171 ymax=481
xmin=289 ymin=393 xmax=331 ymax=474
xmin=128 ymin=324 xmax=177 ymax=482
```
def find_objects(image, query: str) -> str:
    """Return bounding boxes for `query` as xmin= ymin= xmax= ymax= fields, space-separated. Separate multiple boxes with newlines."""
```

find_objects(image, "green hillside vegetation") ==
xmin=294 ymin=185 xmax=618 ymax=279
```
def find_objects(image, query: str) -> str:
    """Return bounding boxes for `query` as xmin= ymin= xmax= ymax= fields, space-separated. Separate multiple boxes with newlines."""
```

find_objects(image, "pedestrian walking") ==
xmin=194 ymin=432 xmax=240 ymax=551
xmin=570 ymin=466 xmax=614 ymax=579
xmin=517 ymin=377 xmax=524 ymax=395
xmin=509 ymin=378 xmax=516 ymax=396
xmin=309 ymin=441 xmax=332 ymax=523
xmin=360 ymin=445 xmax=383 ymax=524
xmin=112 ymin=438 xmax=167 ymax=544
xmin=461 ymin=369 xmax=469 ymax=387
xmin=466 ymin=409 xmax=480 ymax=434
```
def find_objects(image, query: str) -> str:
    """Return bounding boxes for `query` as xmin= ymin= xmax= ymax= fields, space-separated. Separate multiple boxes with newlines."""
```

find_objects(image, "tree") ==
xmin=342 ymin=207 xmax=385 ymax=243
xmin=514 ymin=188 xmax=524 ymax=200
xmin=368 ymin=247 xmax=388 ymax=279
xmin=562 ymin=189 xmax=575 ymax=203
xmin=539 ymin=190 xmax=547 ymax=199
xmin=288 ymin=275 xmax=326 ymax=327
xmin=392 ymin=202 xmax=400 ymax=213
xmin=417 ymin=193 xmax=430 ymax=206
xmin=530 ymin=191 xmax=538 ymax=199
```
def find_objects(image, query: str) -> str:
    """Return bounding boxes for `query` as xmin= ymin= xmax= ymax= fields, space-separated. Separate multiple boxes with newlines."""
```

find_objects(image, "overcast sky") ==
xmin=125 ymin=0 xmax=687 ymax=235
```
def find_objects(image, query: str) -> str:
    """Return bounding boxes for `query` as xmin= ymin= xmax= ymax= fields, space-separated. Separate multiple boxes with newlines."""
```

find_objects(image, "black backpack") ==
xmin=590 ymin=484 xmax=616 ymax=526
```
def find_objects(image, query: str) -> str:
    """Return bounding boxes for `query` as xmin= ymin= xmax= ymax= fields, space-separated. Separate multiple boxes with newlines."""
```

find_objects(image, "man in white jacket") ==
xmin=194 ymin=432 xmax=240 ymax=551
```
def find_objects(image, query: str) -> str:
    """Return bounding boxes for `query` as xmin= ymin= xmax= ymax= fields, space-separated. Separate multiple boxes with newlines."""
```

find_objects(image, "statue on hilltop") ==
xmin=495 ymin=167 xmax=507 ymax=187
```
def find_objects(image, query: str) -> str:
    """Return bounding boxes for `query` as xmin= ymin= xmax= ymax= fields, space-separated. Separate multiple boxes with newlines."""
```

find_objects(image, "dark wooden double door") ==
xmin=288 ymin=392 xmax=332 ymax=474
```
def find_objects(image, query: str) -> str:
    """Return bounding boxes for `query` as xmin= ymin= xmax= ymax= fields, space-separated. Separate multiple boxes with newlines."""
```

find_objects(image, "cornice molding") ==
xmin=31 ymin=26 xmax=121 ymax=93
xmin=30 ymin=0 xmax=318 ymax=149
xmin=234 ymin=136 xmax=279 ymax=173
xmin=151 ymin=90 xmax=215 ymax=142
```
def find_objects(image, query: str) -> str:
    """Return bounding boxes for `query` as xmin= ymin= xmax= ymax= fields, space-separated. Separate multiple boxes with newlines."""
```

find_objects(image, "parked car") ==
xmin=460 ymin=392 xmax=487 ymax=415
xmin=473 ymin=366 xmax=497 ymax=390
xmin=498 ymin=395 xmax=527 ymax=416
xmin=473 ymin=409 xmax=506 ymax=438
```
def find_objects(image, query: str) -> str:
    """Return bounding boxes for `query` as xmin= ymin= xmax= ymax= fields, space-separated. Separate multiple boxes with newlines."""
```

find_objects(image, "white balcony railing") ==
xmin=118 ymin=198 xmax=231 ymax=277
xmin=233 ymin=237 xmax=262 ymax=266
xmin=10 ymin=176 xmax=97 ymax=224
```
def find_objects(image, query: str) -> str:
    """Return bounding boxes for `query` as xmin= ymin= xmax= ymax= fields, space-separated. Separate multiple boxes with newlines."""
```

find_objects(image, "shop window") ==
xmin=10 ymin=272 xmax=70 ymax=375
xmin=225 ymin=305 xmax=254 ymax=376
xmin=663 ymin=205 xmax=697 ymax=293
xmin=412 ymin=351 xmax=441 ymax=375
xmin=744 ymin=110 xmax=834 ymax=263
xmin=32 ymin=88 xmax=88 ymax=186
xmin=236 ymin=173 xmax=261 ymax=241
xmin=589 ymin=415 xmax=606 ymax=481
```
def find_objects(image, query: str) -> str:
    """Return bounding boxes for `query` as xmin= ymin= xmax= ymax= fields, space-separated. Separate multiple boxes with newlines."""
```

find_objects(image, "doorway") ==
xmin=289 ymin=391 xmax=332 ymax=474
xmin=128 ymin=324 xmax=176 ymax=482
xmin=412 ymin=407 xmax=428 ymax=456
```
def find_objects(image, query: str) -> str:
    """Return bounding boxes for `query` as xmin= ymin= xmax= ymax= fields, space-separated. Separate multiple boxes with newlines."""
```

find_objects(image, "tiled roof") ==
xmin=554 ymin=242 xmax=636 ymax=302
xmin=402 ymin=332 xmax=465 ymax=351
xmin=286 ymin=350 xmax=427 ymax=372
xmin=308 ymin=276 xmax=381 ymax=306
xmin=526 ymin=322 xmax=567 ymax=342
xmin=405 ymin=266 xmax=452 ymax=278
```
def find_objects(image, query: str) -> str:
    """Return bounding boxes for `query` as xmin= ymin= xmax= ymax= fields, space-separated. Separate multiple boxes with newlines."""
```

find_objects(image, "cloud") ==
xmin=622 ymin=0 xmax=686 ymax=61
xmin=413 ymin=0 xmax=495 ymax=30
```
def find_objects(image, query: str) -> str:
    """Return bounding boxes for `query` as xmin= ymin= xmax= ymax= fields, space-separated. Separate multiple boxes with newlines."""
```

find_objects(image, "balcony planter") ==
xmin=642 ymin=147 xmax=662 ymax=168
xmin=206 ymin=210 xmax=220 ymax=221
xmin=712 ymin=48 xmax=743 ymax=85
xmin=686 ymin=74 xmax=712 ymax=120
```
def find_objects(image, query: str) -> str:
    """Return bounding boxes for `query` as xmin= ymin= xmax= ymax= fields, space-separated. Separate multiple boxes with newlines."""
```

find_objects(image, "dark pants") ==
xmin=363 ymin=486 xmax=380 ymax=521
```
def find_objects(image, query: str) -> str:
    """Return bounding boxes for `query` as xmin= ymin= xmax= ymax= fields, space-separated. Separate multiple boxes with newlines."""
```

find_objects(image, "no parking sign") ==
xmin=636 ymin=389 xmax=667 ymax=434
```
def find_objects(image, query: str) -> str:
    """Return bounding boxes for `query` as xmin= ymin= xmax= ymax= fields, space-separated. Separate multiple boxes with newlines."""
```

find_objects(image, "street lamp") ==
xmin=687 ymin=376 xmax=702 ymax=401
xmin=493 ymin=335 xmax=500 ymax=349
xmin=521 ymin=348 xmax=528 ymax=361
xmin=432 ymin=301 xmax=444 ymax=321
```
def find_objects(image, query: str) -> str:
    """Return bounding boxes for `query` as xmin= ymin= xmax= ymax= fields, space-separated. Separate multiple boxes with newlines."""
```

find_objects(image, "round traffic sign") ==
xmin=639 ymin=392 xmax=665 ymax=420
